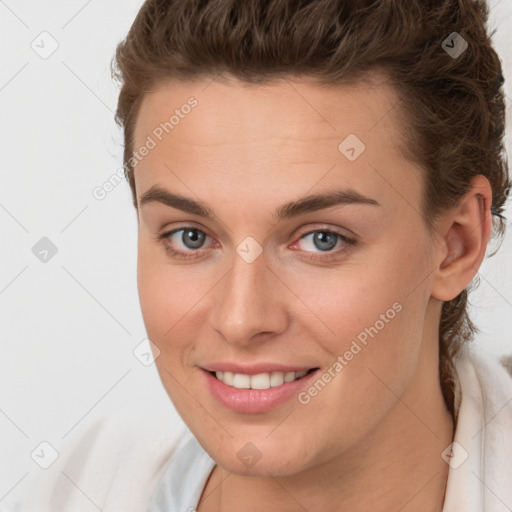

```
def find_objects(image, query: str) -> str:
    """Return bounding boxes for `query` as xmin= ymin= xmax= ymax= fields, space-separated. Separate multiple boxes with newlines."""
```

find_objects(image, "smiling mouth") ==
xmin=208 ymin=367 xmax=319 ymax=390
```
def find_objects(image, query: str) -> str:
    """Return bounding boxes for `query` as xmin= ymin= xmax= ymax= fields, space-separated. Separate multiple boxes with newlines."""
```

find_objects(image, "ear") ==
xmin=430 ymin=175 xmax=492 ymax=302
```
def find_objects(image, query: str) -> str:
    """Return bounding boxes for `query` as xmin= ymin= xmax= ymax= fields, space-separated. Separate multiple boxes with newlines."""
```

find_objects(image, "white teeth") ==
xmin=270 ymin=371 xmax=285 ymax=387
xmin=214 ymin=369 xmax=310 ymax=390
xmin=284 ymin=371 xmax=296 ymax=383
xmin=250 ymin=373 xmax=271 ymax=390
xmin=223 ymin=371 xmax=234 ymax=386
xmin=232 ymin=373 xmax=251 ymax=389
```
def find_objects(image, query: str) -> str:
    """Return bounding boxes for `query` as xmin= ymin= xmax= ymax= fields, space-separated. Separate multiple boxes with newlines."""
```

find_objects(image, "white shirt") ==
xmin=12 ymin=347 xmax=512 ymax=512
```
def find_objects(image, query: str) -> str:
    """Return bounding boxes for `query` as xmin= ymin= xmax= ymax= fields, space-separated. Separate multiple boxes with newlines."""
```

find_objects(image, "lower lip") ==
xmin=202 ymin=368 xmax=320 ymax=413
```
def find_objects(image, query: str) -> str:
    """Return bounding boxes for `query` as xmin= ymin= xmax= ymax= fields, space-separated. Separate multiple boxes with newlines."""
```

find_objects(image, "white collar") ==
xmin=442 ymin=348 xmax=512 ymax=511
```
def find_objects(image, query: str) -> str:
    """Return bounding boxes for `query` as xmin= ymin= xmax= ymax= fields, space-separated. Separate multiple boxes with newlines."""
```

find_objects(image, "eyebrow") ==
xmin=139 ymin=185 xmax=381 ymax=221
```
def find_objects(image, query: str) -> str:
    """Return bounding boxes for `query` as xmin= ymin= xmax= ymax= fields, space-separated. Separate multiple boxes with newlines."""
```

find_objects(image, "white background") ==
xmin=0 ymin=0 xmax=511 ymax=508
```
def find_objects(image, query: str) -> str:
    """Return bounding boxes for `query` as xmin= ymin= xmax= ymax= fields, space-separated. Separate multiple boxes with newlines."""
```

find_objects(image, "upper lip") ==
xmin=201 ymin=362 xmax=319 ymax=375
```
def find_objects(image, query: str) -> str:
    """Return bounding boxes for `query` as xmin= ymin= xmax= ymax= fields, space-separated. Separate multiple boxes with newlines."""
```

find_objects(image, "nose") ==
xmin=209 ymin=250 xmax=288 ymax=346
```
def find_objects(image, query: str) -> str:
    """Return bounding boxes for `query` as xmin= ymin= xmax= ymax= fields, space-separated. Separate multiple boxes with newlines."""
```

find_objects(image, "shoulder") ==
xmin=470 ymin=348 xmax=512 ymax=384
xmin=500 ymin=353 xmax=512 ymax=377
xmin=454 ymin=346 xmax=512 ymax=384
xmin=452 ymin=346 xmax=512 ymax=431
xmin=454 ymin=347 xmax=512 ymax=395
xmin=13 ymin=407 xmax=190 ymax=512
xmin=445 ymin=348 xmax=512 ymax=508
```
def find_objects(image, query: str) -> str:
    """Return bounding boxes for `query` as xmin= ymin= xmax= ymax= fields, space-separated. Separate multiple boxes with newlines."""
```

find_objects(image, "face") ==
xmin=133 ymin=75 xmax=440 ymax=477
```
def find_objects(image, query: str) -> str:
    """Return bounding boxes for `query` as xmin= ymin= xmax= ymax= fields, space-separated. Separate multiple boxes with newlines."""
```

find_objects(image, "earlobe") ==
xmin=430 ymin=175 xmax=492 ymax=301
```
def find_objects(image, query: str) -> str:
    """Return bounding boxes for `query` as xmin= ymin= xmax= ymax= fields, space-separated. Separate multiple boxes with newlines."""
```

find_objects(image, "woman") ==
xmin=15 ymin=0 xmax=512 ymax=511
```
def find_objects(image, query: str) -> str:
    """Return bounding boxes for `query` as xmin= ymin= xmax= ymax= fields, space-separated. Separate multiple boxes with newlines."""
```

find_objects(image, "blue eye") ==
xmin=158 ymin=227 xmax=356 ymax=262
xmin=291 ymin=229 xmax=356 ymax=261
xmin=299 ymin=231 xmax=340 ymax=252
xmin=159 ymin=228 xmax=211 ymax=260
xmin=173 ymin=228 xmax=207 ymax=249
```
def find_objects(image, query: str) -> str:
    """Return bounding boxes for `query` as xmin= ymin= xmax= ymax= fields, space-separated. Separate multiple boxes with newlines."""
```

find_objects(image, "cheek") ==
xmin=288 ymin=253 xmax=417 ymax=335
xmin=294 ymin=261 xmax=428 ymax=440
xmin=137 ymin=244 xmax=185 ymax=345
xmin=298 ymin=240 xmax=429 ymax=371
xmin=136 ymin=245 xmax=215 ymax=366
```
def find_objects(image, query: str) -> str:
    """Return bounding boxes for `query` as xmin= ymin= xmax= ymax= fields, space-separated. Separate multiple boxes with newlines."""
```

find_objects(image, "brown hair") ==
xmin=111 ymin=0 xmax=510 ymax=418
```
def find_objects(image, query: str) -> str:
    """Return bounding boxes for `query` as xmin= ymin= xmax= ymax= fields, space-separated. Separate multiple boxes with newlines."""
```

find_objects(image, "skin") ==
xmin=132 ymin=74 xmax=492 ymax=512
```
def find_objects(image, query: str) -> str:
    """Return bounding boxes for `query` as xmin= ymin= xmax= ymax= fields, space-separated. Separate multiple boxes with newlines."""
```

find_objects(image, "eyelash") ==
xmin=157 ymin=226 xmax=357 ymax=262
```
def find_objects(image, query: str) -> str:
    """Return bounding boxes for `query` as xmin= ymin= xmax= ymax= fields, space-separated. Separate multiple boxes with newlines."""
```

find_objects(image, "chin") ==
xmin=204 ymin=437 xmax=313 ymax=478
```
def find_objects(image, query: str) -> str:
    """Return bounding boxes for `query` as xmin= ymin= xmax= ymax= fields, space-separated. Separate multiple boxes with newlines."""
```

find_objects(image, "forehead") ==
xmin=134 ymin=74 xmax=405 ymax=149
xmin=132 ymin=74 xmax=422 ymax=219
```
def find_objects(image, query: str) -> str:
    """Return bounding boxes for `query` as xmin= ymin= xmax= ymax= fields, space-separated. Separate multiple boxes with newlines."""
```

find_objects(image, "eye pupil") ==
xmin=314 ymin=231 xmax=337 ymax=251
xmin=183 ymin=229 xmax=205 ymax=249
